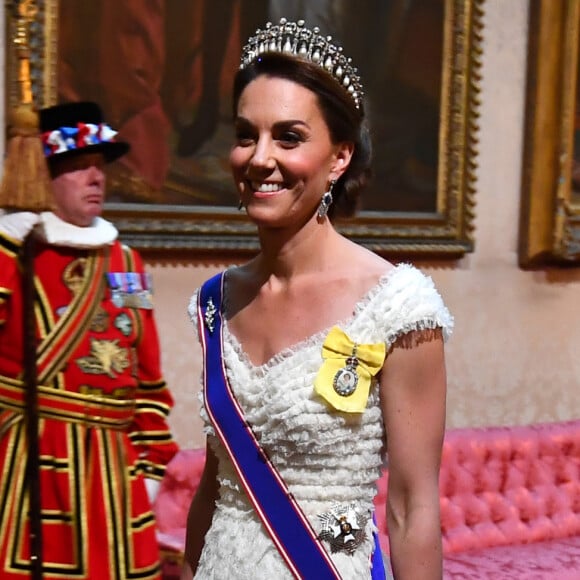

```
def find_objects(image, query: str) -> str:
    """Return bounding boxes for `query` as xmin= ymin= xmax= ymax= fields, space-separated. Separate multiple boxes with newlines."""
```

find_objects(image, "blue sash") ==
xmin=198 ymin=272 xmax=386 ymax=579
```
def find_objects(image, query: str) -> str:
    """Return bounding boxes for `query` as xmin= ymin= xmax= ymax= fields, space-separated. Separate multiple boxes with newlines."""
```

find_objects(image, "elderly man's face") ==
xmin=50 ymin=152 xmax=106 ymax=227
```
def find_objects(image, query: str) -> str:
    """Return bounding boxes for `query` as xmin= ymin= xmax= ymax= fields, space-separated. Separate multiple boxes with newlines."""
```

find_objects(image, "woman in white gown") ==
xmin=181 ymin=18 xmax=452 ymax=580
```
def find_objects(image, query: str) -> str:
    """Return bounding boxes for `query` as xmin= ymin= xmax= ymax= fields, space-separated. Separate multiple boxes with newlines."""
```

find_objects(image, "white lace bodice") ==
xmin=188 ymin=264 xmax=453 ymax=579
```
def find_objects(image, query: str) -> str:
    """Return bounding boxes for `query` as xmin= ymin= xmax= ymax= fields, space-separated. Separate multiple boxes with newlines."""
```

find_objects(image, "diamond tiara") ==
xmin=240 ymin=18 xmax=364 ymax=110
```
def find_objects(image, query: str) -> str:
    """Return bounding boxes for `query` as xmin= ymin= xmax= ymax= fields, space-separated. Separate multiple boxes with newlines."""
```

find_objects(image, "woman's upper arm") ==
xmin=182 ymin=440 xmax=219 ymax=578
xmin=199 ymin=440 xmax=219 ymax=491
xmin=380 ymin=329 xmax=447 ymax=502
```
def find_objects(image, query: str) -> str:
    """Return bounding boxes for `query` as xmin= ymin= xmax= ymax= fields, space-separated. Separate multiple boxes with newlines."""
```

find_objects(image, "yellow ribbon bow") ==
xmin=314 ymin=326 xmax=386 ymax=413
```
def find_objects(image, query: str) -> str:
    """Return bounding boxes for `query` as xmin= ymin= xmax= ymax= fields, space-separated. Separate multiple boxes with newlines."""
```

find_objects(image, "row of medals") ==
xmin=107 ymin=272 xmax=153 ymax=310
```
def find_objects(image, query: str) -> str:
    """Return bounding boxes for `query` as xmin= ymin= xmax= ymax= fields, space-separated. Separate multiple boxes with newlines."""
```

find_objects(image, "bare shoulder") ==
xmin=223 ymin=258 xmax=262 ymax=287
xmin=222 ymin=260 xmax=263 ymax=316
xmin=336 ymin=237 xmax=396 ymax=284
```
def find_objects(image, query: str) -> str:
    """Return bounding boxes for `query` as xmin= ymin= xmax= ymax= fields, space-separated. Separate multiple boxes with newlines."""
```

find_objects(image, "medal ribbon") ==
xmin=198 ymin=273 xmax=386 ymax=579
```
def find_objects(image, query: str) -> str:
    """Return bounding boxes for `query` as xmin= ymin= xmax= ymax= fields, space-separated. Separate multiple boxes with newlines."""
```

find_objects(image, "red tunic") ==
xmin=0 ymin=231 xmax=178 ymax=579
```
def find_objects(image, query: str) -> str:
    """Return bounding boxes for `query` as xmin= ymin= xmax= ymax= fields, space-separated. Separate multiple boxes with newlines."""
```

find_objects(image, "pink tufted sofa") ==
xmin=154 ymin=420 xmax=580 ymax=579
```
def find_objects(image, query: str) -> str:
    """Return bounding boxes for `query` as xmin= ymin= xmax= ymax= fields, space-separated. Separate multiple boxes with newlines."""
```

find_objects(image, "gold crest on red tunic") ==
xmin=62 ymin=257 xmax=87 ymax=297
xmin=76 ymin=338 xmax=130 ymax=377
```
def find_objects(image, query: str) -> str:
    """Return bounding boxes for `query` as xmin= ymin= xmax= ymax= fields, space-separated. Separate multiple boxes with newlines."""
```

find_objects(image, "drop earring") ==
xmin=317 ymin=180 xmax=336 ymax=220
xmin=237 ymin=199 xmax=244 ymax=211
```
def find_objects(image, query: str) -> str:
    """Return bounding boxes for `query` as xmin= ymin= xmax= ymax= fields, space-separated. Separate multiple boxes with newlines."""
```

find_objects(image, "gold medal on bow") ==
xmin=314 ymin=326 xmax=386 ymax=413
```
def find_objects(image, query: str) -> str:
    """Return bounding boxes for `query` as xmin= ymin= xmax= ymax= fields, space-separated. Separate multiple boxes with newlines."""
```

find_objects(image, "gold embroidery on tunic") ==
xmin=79 ymin=385 xmax=132 ymax=399
xmin=62 ymin=257 xmax=87 ymax=297
xmin=76 ymin=338 xmax=130 ymax=377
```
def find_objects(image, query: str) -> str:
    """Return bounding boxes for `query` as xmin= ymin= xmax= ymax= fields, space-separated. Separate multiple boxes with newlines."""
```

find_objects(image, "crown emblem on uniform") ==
xmin=240 ymin=18 xmax=364 ymax=110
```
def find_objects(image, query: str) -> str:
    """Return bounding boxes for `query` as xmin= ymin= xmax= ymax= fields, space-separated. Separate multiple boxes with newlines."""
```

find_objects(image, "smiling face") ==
xmin=230 ymin=76 xmax=353 ymax=229
xmin=50 ymin=152 xmax=106 ymax=227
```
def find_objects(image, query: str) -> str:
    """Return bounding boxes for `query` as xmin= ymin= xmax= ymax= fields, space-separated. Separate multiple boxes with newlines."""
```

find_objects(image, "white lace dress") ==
xmin=188 ymin=264 xmax=453 ymax=579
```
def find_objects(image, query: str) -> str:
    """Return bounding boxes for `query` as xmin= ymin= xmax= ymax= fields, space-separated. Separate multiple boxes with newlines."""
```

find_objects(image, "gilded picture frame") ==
xmin=519 ymin=0 xmax=580 ymax=266
xmin=8 ymin=0 xmax=483 ymax=257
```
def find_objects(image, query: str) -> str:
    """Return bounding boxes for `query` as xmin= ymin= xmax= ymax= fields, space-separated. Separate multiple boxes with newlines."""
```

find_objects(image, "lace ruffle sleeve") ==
xmin=187 ymin=288 xmax=202 ymax=343
xmin=360 ymin=264 xmax=454 ymax=348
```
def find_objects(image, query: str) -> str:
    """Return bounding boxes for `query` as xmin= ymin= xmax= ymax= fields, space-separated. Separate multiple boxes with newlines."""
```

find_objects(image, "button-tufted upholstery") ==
xmin=155 ymin=420 xmax=580 ymax=579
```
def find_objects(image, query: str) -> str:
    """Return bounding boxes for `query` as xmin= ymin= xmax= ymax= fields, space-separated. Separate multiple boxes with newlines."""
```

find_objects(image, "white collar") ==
xmin=38 ymin=211 xmax=118 ymax=248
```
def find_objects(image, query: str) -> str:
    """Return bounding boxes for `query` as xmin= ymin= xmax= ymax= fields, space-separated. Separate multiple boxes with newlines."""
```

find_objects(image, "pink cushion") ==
xmin=443 ymin=535 xmax=580 ymax=579
xmin=438 ymin=420 xmax=580 ymax=553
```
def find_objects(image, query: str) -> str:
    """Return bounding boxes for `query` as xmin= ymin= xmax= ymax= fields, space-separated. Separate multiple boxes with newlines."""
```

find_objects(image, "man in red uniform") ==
xmin=0 ymin=102 xmax=179 ymax=579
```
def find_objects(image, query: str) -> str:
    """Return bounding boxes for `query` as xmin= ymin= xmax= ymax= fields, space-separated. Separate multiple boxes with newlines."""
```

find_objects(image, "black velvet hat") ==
xmin=39 ymin=101 xmax=130 ymax=164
